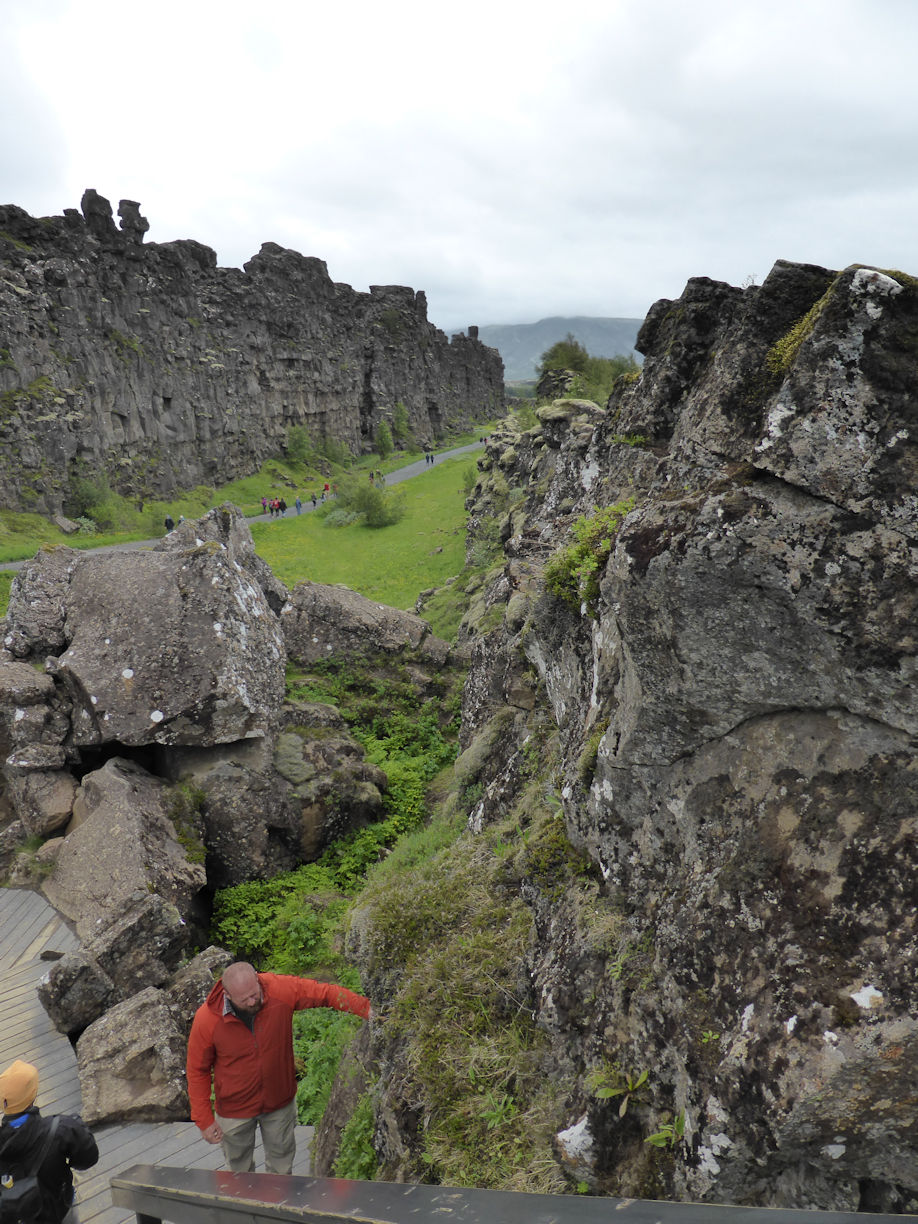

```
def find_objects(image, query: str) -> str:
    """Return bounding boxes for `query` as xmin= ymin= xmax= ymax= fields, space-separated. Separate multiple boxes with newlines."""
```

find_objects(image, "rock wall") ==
xmin=0 ymin=190 xmax=504 ymax=514
xmin=357 ymin=260 xmax=918 ymax=1211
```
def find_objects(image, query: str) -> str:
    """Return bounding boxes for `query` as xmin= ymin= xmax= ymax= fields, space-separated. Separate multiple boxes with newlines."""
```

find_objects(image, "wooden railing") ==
xmin=109 ymin=1163 xmax=916 ymax=1224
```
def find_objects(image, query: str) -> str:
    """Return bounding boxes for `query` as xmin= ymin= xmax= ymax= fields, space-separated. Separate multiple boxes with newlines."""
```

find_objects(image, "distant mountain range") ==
xmin=474 ymin=315 xmax=644 ymax=382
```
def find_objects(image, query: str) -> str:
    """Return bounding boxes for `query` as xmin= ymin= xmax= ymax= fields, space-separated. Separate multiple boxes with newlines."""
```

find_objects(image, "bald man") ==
xmin=186 ymin=962 xmax=371 ymax=1173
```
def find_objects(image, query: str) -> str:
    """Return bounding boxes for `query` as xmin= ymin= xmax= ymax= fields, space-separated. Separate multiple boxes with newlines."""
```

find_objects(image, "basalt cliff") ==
xmin=0 ymin=190 xmax=503 ymax=514
xmin=346 ymin=259 xmax=918 ymax=1212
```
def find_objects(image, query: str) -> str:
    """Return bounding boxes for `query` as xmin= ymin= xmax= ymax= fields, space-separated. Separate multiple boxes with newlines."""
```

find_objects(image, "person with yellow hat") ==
xmin=0 ymin=1060 xmax=98 ymax=1223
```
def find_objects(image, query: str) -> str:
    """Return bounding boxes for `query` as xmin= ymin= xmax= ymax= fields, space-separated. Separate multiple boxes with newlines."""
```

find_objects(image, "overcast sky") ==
xmin=4 ymin=0 xmax=917 ymax=334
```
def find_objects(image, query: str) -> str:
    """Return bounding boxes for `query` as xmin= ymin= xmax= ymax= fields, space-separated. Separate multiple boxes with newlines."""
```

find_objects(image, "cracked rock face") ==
xmin=390 ymin=259 xmax=918 ymax=1210
xmin=0 ymin=191 xmax=504 ymax=515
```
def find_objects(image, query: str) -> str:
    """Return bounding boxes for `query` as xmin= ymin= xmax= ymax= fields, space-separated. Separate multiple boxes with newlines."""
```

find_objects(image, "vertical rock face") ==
xmin=0 ymin=190 xmax=504 ymax=513
xmin=416 ymin=260 xmax=918 ymax=1210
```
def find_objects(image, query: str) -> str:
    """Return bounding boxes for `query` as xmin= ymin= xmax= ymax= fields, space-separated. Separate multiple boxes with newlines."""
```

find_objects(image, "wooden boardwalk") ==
xmin=0 ymin=887 xmax=313 ymax=1224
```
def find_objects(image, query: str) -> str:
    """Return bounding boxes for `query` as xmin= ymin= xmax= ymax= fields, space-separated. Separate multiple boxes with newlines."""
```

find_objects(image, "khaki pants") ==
xmin=215 ymin=1099 xmax=297 ymax=1174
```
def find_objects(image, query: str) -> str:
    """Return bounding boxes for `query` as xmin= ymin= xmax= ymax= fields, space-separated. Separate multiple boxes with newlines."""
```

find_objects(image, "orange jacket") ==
xmin=186 ymin=972 xmax=370 ymax=1130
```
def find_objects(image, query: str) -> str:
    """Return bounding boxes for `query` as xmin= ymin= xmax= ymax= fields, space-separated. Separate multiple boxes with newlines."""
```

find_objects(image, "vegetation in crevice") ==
xmin=544 ymin=498 xmax=636 ymax=615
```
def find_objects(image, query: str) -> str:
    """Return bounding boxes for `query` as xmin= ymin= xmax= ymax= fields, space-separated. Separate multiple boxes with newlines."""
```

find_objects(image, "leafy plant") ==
xmin=645 ymin=1110 xmax=686 ymax=1149
xmin=333 ymin=1095 xmax=378 ymax=1179
xmin=586 ymin=1065 xmax=649 ymax=1117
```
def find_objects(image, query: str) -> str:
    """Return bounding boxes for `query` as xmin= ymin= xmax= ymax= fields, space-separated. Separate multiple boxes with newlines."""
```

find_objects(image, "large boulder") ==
xmin=282 ymin=580 xmax=450 ymax=667
xmin=3 ymin=538 xmax=285 ymax=749
xmin=76 ymin=987 xmax=188 ymax=1124
xmin=42 ymin=758 xmax=206 ymax=939
xmin=363 ymin=260 xmax=918 ymax=1210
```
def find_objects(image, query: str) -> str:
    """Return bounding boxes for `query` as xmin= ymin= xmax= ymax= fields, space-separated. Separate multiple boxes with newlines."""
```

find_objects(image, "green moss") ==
xmin=517 ymin=811 xmax=594 ymax=899
xmin=0 ymin=231 xmax=33 ymax=253
xmin=109 ymin=329 xmax=146 ymax=362
xmin=765 ymin=282 xmax=837 ymax=375
xmin=0 ymin=376 xmax=60 ymax=419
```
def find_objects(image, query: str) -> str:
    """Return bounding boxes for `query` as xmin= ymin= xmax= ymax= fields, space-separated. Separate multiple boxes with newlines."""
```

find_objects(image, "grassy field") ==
xmin=251 ymin=455 xmax=474 ymax=610
xmin=0 ymin=427 xmax=496 ymax=630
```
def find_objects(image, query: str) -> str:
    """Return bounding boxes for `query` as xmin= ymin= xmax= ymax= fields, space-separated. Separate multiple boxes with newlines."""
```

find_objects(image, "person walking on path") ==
xmin=186 ymin=962 xmax=371 ymax=1174
xmin=0 ymin=1059 xmax=99 ymax=1224
xmin=164 ymin=514 xmax=174 ymax=532
xmin=295 ymin=496 xmax=302 ymax=514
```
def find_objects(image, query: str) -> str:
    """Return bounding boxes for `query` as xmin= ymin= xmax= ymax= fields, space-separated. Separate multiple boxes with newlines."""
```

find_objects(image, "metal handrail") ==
xmin=109 ymin=1163 xmax=917 ymax=1224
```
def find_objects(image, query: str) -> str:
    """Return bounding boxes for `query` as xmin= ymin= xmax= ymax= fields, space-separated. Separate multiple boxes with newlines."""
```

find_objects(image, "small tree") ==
xmin=286 ymin=424 xmax=312 ymax=463
xmin=537 ymin=333 xmax=589 ymax=378
xmin=391 ymin=401 xmax=412 ymax=443
xmin=375 ymin=421 xmax=394 ymax=460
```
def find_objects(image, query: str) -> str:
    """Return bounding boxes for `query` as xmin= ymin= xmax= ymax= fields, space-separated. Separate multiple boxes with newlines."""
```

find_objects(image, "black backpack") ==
xmin=0 ymin=1117 xmax=60 ymax=1223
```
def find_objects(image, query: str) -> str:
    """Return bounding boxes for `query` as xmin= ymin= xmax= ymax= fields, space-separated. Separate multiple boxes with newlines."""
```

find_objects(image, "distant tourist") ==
xmin=311 ymin=492 xmax=317 ymax=508
xmin=0 ymin=1058 xmax=99 ymax=1224
xmin=295 ymin=496 xmax=302 ymax=514
xmin=187 ymin=963 xmax=371 ymax=1174
xmin=164 ymin=514 xmax=174 ymax=532
xmin=261 ymin=496 xmax=268 ymax=514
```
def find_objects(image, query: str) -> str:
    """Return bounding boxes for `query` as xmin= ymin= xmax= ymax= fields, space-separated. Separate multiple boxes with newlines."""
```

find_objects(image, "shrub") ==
xmin=325 ymin=477 xmax=406 ymax=529
xmin=286 ymin=424 xmax=312 ymax=463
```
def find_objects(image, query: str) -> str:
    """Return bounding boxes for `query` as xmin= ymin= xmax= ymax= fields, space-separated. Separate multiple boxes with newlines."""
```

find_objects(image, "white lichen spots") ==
xmin=823 ymin=1030 xmax=839 ymax=1046
xmin=887 ymin=428 xmax=910 ymax=448
xmin=556 ymin=1115 xmax=595 ymax=1164
xmin=104 ymin=638 xmax=111 ymax=645
xmin=850 ymin=983 xmax=883 ymax=1010
xmin=822 ymin=1143 xmax=846 ymax=1160
xmin=311 ymin=636 xmax=319 ymax=643
xmin=696 ymin=1147 xmax=721 ymax=1177
xmin=741 ymin=1003 xmax=755 ymax=1033
xmin=326 ymin=644 xmax=333 ymax=652
xmin=581 ymin=458 xmax=600 ymax=490
xmin=824 ymin=562 xmax=841 ymax=576
xmin=213 ymin=622 xmax=224 ymax=638
xmin=755 ymin=401 xmax=795 ymax=453
xmin=121 ymin=668 xmax=134 ymax=680
xmin=13 ymin=708 xmax=24 ymax=721
xmin=561 ymin=784 xmax=572 ymax=800
xmin=785 ymin=1015 xmax=798 ymax=1035
xmin=195 ymin=537 xmax=204 ymax=546
xmin=90 ymin=695 xmax=98 ymax=706
xmin=851 ymin=268 xmax=902 ymax=322
xmin=149 ymin=710 xmax=165 ymax=723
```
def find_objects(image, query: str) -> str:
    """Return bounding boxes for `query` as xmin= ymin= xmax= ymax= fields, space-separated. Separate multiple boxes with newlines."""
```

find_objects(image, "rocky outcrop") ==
xmin=0 ymin=190 xmax=504 ymax=515
xmin=351 ymin=260 xmax=918 ymax=1212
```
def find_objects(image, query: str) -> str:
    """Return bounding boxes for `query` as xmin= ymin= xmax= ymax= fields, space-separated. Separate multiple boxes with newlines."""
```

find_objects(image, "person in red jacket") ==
xmin=186 ymin=962 xmax=371 ymax=1173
